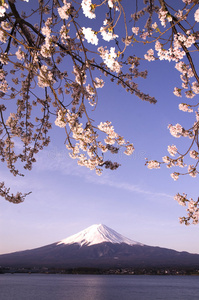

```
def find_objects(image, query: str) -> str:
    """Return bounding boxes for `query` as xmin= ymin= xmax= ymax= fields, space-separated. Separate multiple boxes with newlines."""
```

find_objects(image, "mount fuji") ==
xmin=1 ymin=224 xmax=199 ymax=269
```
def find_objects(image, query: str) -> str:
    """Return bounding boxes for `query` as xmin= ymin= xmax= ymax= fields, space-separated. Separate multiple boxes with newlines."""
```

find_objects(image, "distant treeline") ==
xmin=1 ymin=266 xmax=199 ymax=276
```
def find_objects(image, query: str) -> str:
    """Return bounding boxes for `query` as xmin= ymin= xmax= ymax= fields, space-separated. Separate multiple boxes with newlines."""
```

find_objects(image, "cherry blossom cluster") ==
xmin=100 ymin=26 xmax=118 ymax=42
xmin=57 ymin=0 xmax=71 ymax=20
xmin=174 ymin=193 xmax=199 ymax=225
xmin=98 ymin=121 xmax=134 ymax=155
xmin=0 ymin=2 xmax=8 ymax=17
xmin=81 ymin=0 xmax=96 ymax=19
xmin=154 ymin=39 xmax=186 ymax=63
xmin=145 ymin=160 xmax=160 ymax=169
xmin=144 ymin=49 xmax=155 ymax=62
xmin=139 ymin=4 xmax=199 ymax=104
xmin=178 ymin=103 xmax=193 ymax=113
xmin=194 ymin=8 xmax=199 ymax=22
xmin=174 ymin=61 xmax=195 ymax=99
xmin=131 ymin=0 xmax=199 ymax=224
xmin=38 ymin=65 xmax=55 ymax=88
xmin=98 ymin=46 xmax=121 ymax=73
xmin=0 ymin=182 xmax=31 ymax=204
xmin=82 ymin=27 xmax=98 ymax=45
xmin=158 ymin=8 xmax=172 ymax=27
xmin=54 ymin=109 xmax=134 ymax=175
xmin=159 ymin=118 xmax=199 ymax=180
xmin=0 ymin=69 xmax=8 ymax=93
xmin=54 ymin=110 xmax=67 ymax=128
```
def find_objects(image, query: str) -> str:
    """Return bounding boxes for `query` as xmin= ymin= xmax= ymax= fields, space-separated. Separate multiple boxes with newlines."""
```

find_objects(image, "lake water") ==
xmin=0 ymin=274 xmax=199 ymax=300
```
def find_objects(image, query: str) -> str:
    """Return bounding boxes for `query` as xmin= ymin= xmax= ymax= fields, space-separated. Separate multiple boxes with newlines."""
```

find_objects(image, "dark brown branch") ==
xmin=8 ymin=1 xmax=35 ymax=47
xmin=15 ymin=16 xmax=156 ymax=103
xmin=159 ymin=0 xmax=199 ymax=83
xmin=5 ymin=22 xmax=17 ymax=54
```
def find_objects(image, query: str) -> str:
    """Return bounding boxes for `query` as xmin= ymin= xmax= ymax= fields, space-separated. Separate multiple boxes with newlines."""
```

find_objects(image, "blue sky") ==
xmin=0 ymin=0 xmax=199 ymax=255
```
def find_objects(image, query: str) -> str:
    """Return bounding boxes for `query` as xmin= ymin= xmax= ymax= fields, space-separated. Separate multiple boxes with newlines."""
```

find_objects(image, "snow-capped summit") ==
xmin=57 ymin=224 xmax=143 ymax=247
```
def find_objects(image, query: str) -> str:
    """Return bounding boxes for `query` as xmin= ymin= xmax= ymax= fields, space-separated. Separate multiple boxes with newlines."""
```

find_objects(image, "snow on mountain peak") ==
xmin=57 ymin=224 xmax=143 ymax=247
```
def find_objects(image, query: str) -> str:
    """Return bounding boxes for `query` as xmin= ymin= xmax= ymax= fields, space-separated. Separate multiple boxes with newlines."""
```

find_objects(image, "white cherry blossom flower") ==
xmin=173 ymin=87 xmax=182 ymax=97
xmin=98 ymin=46 xmax=121 ymax=73
xmin=194 ymin=8 xmax=199 ymax=22
xmin=81 ymin=0 xmax=96 ymax=19
xmin=15 ymin=47 xmax=26 ymax=61
xmin=57 ymin=1 xmax=71 ymax=20
xmin=144 ymin=49 xmax=155 ymax=61
xmin=152 ymin=22 xmax=158 ymax=29
xmin=167 ymin=144 xmax=178 ymax=156
xmin=82 ymin=27 xmax=98 ymax=45
xmin=178 ymin=103 xmax=193 ymax=113
xmin=168 ymin=124 xmax=183 ymax=138
xmin=94 ymin=77 xmax=104 ymax=88
xmin=174 ymin=193 xmax=187 ymax=206
xmin=188 ymin=165 xmax=197 ymax=177
xmin=100 ymin=27 xmax=118 ymax=42
xmin=190 ymin=150 xmax=199 ymax=159
xmin=55 ymin=110 xmax=67 ymax=128
xmin=124 ymin=144 xmax=134 ymax=155
xmin=0 ymin=3 xmax=8 ymax=17
xmin=171 ymin=172 xmax=179 ymax=181
xmin=132 ymin=27 xmax=139 ymax=35
xmin=147 ymin=160 xmax=160 ymax=169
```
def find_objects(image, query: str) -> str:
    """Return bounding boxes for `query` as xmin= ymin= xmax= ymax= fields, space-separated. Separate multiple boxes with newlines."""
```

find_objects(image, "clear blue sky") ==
xmin=0 ymin=0 xmax=199 ymax=255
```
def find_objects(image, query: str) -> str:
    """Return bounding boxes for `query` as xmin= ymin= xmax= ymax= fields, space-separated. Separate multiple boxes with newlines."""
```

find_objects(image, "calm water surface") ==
xmin=0 ymin=274 xmax=199 ymax=300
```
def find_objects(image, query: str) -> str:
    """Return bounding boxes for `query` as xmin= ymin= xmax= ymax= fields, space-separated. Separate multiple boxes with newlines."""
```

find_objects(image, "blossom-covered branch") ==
xmin=0 ymin=0 xmax=157 ymax=203
xmin=135 ymin=0 xmax=199 ymax=224
xmin=0 ymin=0 xmax=199 ymax=226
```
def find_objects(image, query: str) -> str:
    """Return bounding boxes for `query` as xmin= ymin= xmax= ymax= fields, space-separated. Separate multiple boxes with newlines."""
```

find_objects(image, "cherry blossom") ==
xmin=0 ymin=3 xmax=8 ymax=17
xmin=175 ymin=193 xmax=199 ymax=225
xmin=98 ymin=46 xmax=121 ymax=73
xmin=55 ymin=110 xmax=67 ymax=128
xmin=0 ymin=0 xmax=198 ymax=226
xmin=82 ymin=27 xmax=99 ymax=45
xmin=167 ymin=145 xmax=178 ymax=157
xmin=146 ymin=160 xmax=160 ymax=169
xmin=144 ymin=49 xmax=155 ymax=62
xmin=190 ymin=150 xmax=199 ymax=160
xmin=81 ymin=0 xmax=96 ymax=19
xmin=173 ymin=87 xmax=182 ymax=97
xmin=132 ymin=27 xmax=139 ymax=35
xmin=178 ymin=103 xmax=193 ymax=113
xmin=171 ymin=172 xmax=179 ymax=181
xmin=168 ymin=124 xmax=183 ymax=138
xmin=194 ymin=8 xmax=199 ymax=22
xmin=100 ymin=27 xmax=118 ymax=42
xmin=57 ymin=1 xmax=71 ymax=20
